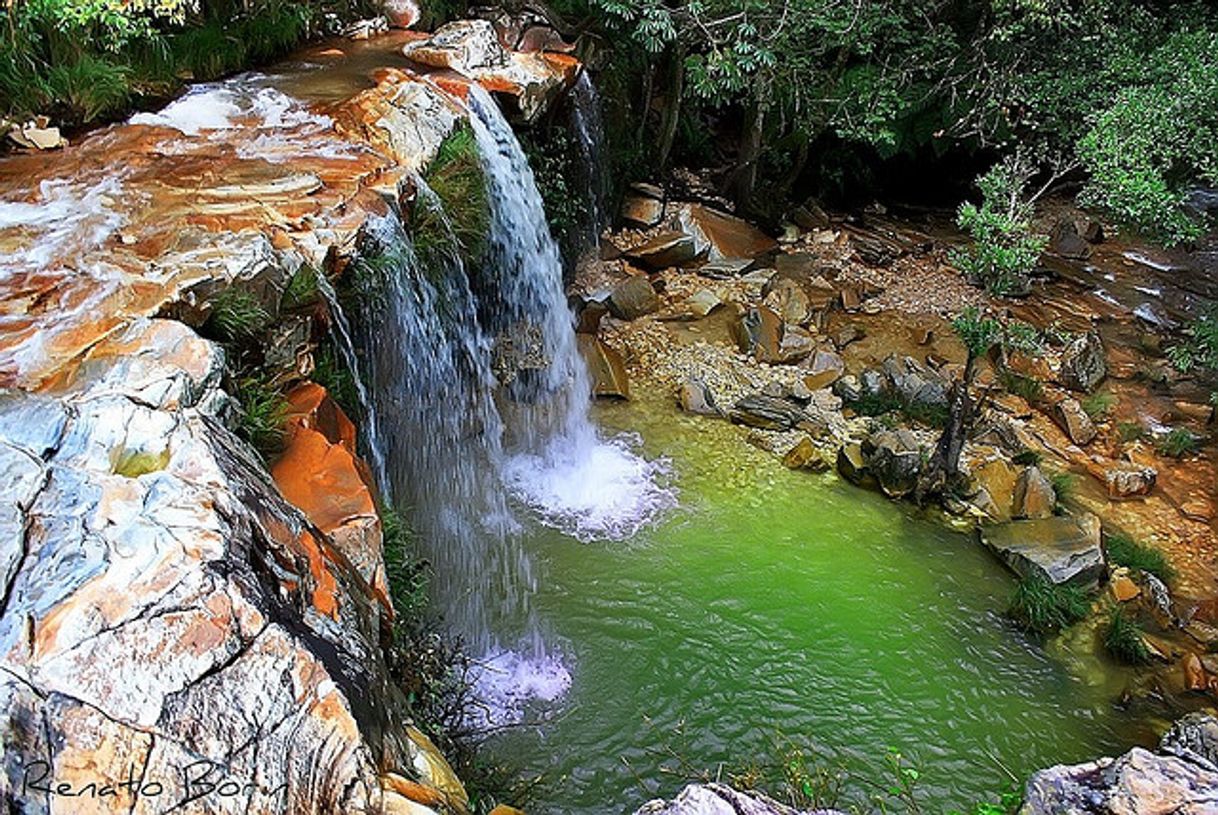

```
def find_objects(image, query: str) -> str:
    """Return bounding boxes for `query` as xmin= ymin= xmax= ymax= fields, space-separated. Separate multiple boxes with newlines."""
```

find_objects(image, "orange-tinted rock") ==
xmin=675 ymin=203 xmax=778 ymax=262
xmin=578 ymin=334 xmax=630 ymax=399
xmin=1110 ymin=569 xmax=1142 ymax=602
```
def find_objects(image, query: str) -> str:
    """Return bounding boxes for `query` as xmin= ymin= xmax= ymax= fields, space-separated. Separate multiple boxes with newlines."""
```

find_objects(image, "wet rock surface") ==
xmin=1022 ymin=714 xmax=1218 ymax=815
xmin=636 ymin=783 xmax=844 ymax=815
xmin=979 ymin=513 xmax=1105 ymax=586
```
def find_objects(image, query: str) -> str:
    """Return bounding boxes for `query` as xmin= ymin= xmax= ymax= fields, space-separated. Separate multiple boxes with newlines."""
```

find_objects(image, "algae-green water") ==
xmin=488 ymin=397 xmax=1143 ymax=813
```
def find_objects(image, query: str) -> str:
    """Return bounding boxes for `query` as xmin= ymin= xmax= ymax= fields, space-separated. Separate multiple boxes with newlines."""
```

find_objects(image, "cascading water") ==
xmin=353 ymin=85 xmax=674 ymax=726
xmin=467 ymin=84 xmax=676 ymax=544
xmin=569 ymin=72 xmax=609 ymax=252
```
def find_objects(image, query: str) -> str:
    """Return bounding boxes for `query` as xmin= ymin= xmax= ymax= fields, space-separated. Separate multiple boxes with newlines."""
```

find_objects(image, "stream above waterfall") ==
xmin=484 ymin=393 xmax=1156 ymax=814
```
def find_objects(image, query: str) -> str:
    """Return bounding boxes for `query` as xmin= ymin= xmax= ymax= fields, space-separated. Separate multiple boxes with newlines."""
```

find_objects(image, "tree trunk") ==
xmin=656 ymin=46 xmax=685 ymax=171
xmin=728 ymin=93 xmax=765 ymax=212
xmin=916 ymin=354 xmax=976 ymax=503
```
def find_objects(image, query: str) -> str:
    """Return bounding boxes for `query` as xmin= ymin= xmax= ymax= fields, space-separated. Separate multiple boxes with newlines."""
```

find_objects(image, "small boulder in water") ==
xmin=979 ymin=512 xmax=1105 ymax=586
xmin=635 ymin=782 xmax=839 ymax=815
xmin=577 ymin=335 xmax=630 ymax=399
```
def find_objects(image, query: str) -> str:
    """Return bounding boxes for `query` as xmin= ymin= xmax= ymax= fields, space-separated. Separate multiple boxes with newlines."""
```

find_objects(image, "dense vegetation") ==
xmin=419 ymin=0 xmax=1218 ymax=247
xmin=0 ymin=0 xmax=375 ymax=126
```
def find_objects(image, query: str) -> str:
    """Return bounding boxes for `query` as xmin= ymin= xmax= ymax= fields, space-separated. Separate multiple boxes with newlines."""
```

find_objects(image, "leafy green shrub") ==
xmin=1167 ymin=309 xmax=1218 ymax=374
xmin=204 ymin=289 xmax=271 ymax=343
xmin=312 ymin=343 xmax=359 ymax=419
xmin=1008 ymin=573 xmax=1092 ymax=634
xmin=234 ymin=375 xmax=289 ymax=455
xmin=1105 ymin=533 xmax=1173 ymax=583
xmin=1012 ymin=449 xmax=1042 ymax=467
xmin=1156 ymin=427 xmax=1201 ymax=458
xmin=951 ymin=157 xmax=1048 ymax=296
xmin=43 ymin=55 xmax=132 ymax=122
xmin=1104 ymin=608 xmax=1150 ymax=664
xmin=1081 ymin=391 xmax=1116 ymax=420
xmin=1077 ymin=28 xmax=1218 ymax=245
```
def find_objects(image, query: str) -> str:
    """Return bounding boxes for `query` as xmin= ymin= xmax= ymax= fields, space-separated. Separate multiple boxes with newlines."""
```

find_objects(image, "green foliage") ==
xmin=204 ymin=288 xmax=272 ymax=343
xmin=1116 ymin=420 xmax=1145 ymax=443
xmin=234 ymin=374 xmax=289 ymax=455
xmin=312 ymin=342 xmax=359 ymax=419
xmin=1156 ymin=427 xmax=1201 ymax=458
xmin=1167 ymin=309 xmax=1218 ymax=374
xmin=1076 ymin=28 xmax=1218 ymax=245
xmin=282 ymin=265 xmax=321 ymax=312
xmin=1008 ymin=573 xmax=1092 ymax=635
xmin=949 ymin=788 xmax=1022 ymax=815
xmin=1081 ymin=391 xmax=1117 ymax=420
xmin=950 ymin=157 xmax=1048 ymax=296
xmin=1012 ymin=449 xmax=1042 ymax=467
xmin=413 ymin=125 xmax=489 ymax=268
xmin=1 ymin=0 xmax=366 ymax=125
xmin=1104 ymin=608 xmax=1150 ymax=664
xmin=1047 ymin=471 xmax=1076 ymax=509
xmin=999 ymin=371 xmax=1044 ymax=404
xmin=849 ymin=390 xmax=947 ymax=429
xmin=1105 ymin=533 xmax=1174 ymax=583
xmin=952 ymin=307 xmax=1003 ymax=361
xmin=520 ymin=124 xmax=594 ymax=264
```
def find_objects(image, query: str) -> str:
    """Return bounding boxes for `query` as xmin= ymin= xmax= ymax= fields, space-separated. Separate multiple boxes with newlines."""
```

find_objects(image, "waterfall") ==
xmin=569 ymin=72 xmax=609 ymax=250
xmin=314 ymin=272 xmax=389 ymax=495
xmin=352 ymin=85 xmax=674 ymax=726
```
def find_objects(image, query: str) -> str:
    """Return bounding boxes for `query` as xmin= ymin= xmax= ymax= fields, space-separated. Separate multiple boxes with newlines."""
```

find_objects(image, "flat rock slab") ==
xmin=979 ymin=512 xmax=1104 ymax=585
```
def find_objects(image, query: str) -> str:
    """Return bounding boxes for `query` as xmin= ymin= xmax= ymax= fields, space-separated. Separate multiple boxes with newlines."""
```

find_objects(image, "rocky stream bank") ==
xmin=0 ymin=5 xmax=1215 ymax=813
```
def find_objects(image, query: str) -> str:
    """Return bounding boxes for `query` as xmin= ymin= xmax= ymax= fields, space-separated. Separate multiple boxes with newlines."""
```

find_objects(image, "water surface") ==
xmin=489 ymin=395 xmax=1146 ymax=813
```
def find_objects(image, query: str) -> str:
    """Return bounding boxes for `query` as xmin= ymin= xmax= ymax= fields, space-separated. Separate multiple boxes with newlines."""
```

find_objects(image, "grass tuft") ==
xmin=1007 ymin=573 xmax=1092 ymax=634
xmin=1104 ymin=608 xmax=1151 ymax=664
xmin=1106 ymin=532 xmax=1174 ymax=583
xmin=413 ymin=125 xmax=490 ymax=268
xmin=1156 ymin=427 xmax=1200 ymax=458
xmin=205 ymin=289 xmax=271 ymax=343
xmin=999 ymin=370 xmax=1044 ymax=403
xmin=1081 ymin=391 xmax=1117 ymax=420
xmin=234 ymin=375 xmax=289 ymax=456
xmin=282 ymin=265 xmax=321 ymax=311
xmin=1047 ymin=471 xmax=1076 ymax=511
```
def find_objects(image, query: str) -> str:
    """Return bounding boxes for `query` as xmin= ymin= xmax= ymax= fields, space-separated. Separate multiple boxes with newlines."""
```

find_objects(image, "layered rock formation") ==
xmin=0 ymin=24 xmax=575 ymax=815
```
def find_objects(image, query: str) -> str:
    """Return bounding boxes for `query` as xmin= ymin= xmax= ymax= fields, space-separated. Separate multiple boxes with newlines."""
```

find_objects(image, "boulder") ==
xmin=1109 ymin=567 xmax=1142 ymax=602
xmin=626 ymin=232 xmax=699 ymax=270
xmin=1021 ymin=715 xmax=1218 ymax=815
xmin=699 ymin=257 xmax=755 ymax=279
xmin=762 ymin=277 xmax=813 ymax=325
xmin=685 ymin=288 xmax=723 ymax=318
xmin=881 ymin=354 xmax=950 ymax=413
xmin=1105 ymin=464 xmax=1156 ymax=498
xmin=803 ymin=348 xmax=845 ymax=391
xmin=1052 ymin=397 xmax=1097 ymax=446
xmin=636 ymin=782 xmax=842 ymax=815
xmin=732 ymin=306 xmax=783 ymax=363
xmin=778 ymin=325 xmax=816 ymax=363
xmin=1049 ymin=218 xmax=1092 ymax=260
xmin=782 ymin=437 xmax=829 ymax=471
xmin=862 ymin=429 xmax=924 ymax=499
xmin=678 ymin=377 xmax=721 ymax=416
xmin=979 ymin=512 xmax=1105 ymax=586
xmin=578 ymin=334 xmax=630 ymax=399
xmin=621 ymin=194 xmax=665 ymax=228
xmin=1059 ymin=332 xmax=1107 ymax=393
xmin=837 ymin=443 xmax=871 ymax=485
xmin=969 ymin=454 xmax=1021 ymax=522
xmin=729 ymin=394 xmax=809 ymax=431
xmin=402 ymin=20 xmax=578 ymax=122
xmin=674 ymin=203 xmax=778 ymax=262
xmin=1014 ymin=466 xmax=1057 ymax=520
xmin=608 ymin=274 xmax=660 ymax=320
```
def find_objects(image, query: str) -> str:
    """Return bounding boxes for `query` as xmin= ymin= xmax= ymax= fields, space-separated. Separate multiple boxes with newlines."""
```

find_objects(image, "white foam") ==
xmin=130 ymin=83 xmax=332 ymax=136
xmin=467 ymin=648 xmax=572 ymax=729
xmin=131 ymin=87 xmax=242 ymax=135
xmin=503 ymin=431 xmax=677 ymax=543
xmin=0 ymin=177 xmax=126 ymax=270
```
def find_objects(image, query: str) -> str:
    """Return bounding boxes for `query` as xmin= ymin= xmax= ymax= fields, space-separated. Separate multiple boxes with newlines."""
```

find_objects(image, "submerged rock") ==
xmin=1022 ymin=714 xmax=1218 ymax=815
xmin=979 ymin=512 xmax=1105 ymax=586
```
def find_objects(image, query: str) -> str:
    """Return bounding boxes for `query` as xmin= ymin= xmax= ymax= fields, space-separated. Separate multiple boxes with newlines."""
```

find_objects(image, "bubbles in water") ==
xmin=130 ymin=81 xmax=333 ymax=138
xmin=0 ymin=177 xmax=127 ymax=271
xmin=467 ymin=648 xmax=573 ymax=729
xmin=504 ymin=432 xmax=677 ymax=543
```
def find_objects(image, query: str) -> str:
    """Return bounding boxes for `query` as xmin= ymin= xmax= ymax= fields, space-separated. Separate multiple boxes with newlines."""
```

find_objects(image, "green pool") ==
xmin=487 ymin=395 xmax=1148 ymax=814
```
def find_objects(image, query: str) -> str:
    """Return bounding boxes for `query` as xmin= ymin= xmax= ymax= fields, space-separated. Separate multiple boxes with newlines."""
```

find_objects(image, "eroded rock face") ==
xmin=1022 ymin=714 xmax=1218 ymax=815
xmin=0 ymin=49 xmax=507 ymax=815
xmin=402 ymin=19 xmax=579 ymax=121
